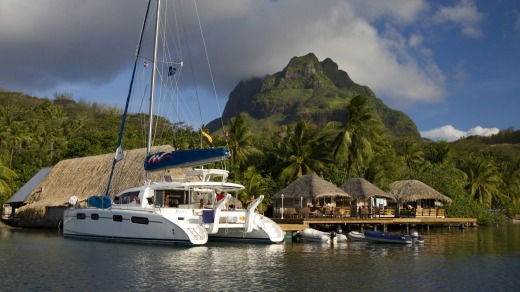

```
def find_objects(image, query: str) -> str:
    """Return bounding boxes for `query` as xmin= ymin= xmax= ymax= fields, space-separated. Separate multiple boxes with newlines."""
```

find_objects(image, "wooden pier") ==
xmin=274 ymin=217 xmax=477 ymax=232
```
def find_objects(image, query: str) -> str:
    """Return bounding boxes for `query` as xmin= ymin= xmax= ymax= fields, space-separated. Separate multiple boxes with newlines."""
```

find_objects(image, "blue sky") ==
xmin=1 ymin=0 xmax=519 ymax=141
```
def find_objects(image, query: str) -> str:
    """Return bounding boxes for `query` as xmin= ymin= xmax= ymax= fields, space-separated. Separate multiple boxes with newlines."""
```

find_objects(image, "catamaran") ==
xmin=63 ymin=0 xmax=284 ymax=245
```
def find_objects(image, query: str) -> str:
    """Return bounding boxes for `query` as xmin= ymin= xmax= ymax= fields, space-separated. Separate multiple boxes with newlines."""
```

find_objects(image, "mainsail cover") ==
xmin=144 ymin=148 xmax=230 ymax=171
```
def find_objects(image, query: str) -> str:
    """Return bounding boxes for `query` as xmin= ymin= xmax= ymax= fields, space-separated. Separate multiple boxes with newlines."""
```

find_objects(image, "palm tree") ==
xmin=462 ymin=157 xmax=503 ymax=208
xmin=0 ymin=161 xmax=17 ymax=204
xmin=276 ymin=120 xmax=329 ymax=181
xmin=428 ymin=140 xmax=451 ymax=165
xmin=500 ymin=159 xmax=520 ymax=213
xmin=401 ymin=141 xmax=425 ymax=176
xmin=239 ymin=167 xmax=270 ymax=213
xmin=226 ymin=113 xmax=260 ymax=170
xmin=5 ymin=121 xmax=32 ymax=168
xmin=327 ymin=95 xmax=383 ymax=178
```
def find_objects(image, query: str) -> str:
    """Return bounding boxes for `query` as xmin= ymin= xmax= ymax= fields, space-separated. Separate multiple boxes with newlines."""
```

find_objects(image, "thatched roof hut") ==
xmin=15 ymin=145 xmax=190 ymax=227
xmin=273 ymin=174 xmax=351 ymax=200
xmin=389 ymin=180 xmax=452 ymax=204
xmin=340 ymin=178 xmax=394 ymax=201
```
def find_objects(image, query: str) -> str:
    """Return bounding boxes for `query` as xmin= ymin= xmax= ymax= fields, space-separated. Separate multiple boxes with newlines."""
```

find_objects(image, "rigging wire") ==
xmin=180 ymin=0 xmax=205 ymax=148
xmin=104 ymin=0 xmax=153 ymax=196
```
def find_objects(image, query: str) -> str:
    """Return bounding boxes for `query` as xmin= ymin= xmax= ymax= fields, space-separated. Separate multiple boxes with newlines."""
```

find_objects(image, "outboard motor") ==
xmin=330 ymin=231 xmax=336 ymax=243
xmin=337 ymin=225 xmax=343 ymax=234
xmin=410 ymin=230 xmax=419 ymax=244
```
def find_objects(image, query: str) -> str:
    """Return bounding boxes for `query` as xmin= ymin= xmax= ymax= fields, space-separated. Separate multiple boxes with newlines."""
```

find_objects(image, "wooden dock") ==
xmin=273 ymin=217 xmax=477 ymax=232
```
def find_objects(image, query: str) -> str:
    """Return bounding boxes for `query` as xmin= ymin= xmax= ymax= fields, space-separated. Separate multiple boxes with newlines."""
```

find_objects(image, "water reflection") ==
xmin=1 ymin=224 xmax=519 ymax=291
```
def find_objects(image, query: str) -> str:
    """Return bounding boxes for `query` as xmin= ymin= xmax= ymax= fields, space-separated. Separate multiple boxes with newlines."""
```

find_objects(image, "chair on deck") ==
xmin=323 ymin=207 xmax=334 ymax=217
xmin=299 ymin=207 xmax=311 ymax=218
xmin=360 ymin=206 xmax=369 ymax=219
xmin=286 ymin=207 xmax=298 ymax=218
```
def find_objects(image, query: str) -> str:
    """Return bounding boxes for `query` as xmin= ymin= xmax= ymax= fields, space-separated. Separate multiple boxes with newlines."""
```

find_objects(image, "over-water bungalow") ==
xmin=390 ymin=180 xmax=452 ymax=218
xmin=273 ymin=174 xmax=351 ymax=218
xmin=340 ymin=177 xmax=396 ymax=218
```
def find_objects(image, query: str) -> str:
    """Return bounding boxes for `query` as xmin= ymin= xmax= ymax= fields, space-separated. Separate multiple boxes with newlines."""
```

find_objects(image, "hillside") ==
xmin=207 ymin=53 xmax=420 ymax=139
xmin=450 ymin=127 xmax=520 ymax=161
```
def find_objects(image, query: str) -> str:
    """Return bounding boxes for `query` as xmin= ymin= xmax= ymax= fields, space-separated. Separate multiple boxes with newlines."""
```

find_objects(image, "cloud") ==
xmin=451 ymin=60 xmax=469 ymax=85
xmin=432 ymin=0 xmax=485 ymax=38
xmin=345 ymin=0 xmax=429 ymax=23
xmin=514 ymin=10 xmax=520 ymax=33
xmin=0 ymin=0 xmax=144 ymax=93
xmin=0 ymin=0 xmax=449 ymax=110
xmin=420 ymin=125 xmax=500 ymax=141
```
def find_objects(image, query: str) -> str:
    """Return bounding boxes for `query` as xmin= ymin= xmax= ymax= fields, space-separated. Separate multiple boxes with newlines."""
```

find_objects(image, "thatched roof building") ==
xmin=15 ymin=145 xmax=190 ymax=227
xmin=340 ymin=178 xmax=394 ymax=201
xmin=274 ymin=174 xmax=351 ymax=200
xmin=389 ymin=180 xmax=452 ymax=204
xmin=271 ymin=174 xmax=350 ymax=217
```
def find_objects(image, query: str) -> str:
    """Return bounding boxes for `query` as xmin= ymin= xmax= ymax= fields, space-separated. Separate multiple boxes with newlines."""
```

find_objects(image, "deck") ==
xmin=274 ymin=217 xmax=477 ymax=232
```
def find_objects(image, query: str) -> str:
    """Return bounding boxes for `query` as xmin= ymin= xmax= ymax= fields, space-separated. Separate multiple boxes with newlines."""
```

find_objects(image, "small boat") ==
xmin=300 ymin=228 xmax=347 ymax=243
xmin=364 ymin=230 xmax=412 ymax=244
xmin=347 ymin=231 xmax=366 ymax=242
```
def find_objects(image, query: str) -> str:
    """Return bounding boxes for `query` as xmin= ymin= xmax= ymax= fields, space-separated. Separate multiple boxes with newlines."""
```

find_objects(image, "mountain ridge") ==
xmin=207 ymin=53 xmax=419 ymax=139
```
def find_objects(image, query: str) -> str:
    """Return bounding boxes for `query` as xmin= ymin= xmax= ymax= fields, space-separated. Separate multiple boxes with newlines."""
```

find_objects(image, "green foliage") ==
xmin=225 ymin=113 xmax=262 ymax=170
xmin=0 ymin=160 xmax=17 ymax=205
xmin=0 ymin=90 xmax=189 ymax=197
xmin=274 ymin=120 xmax=330 ymax=182
xmin=447 ymin=192 xmax=505 ymax=225
xmin=2 ymin=78 xmax=520 ymax=220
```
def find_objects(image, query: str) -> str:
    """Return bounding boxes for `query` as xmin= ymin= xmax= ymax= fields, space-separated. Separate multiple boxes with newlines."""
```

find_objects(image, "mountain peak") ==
xmin=209 ymin=53 xmax=419 ymax=138
xmin=262 ymin=53 xmax=333 ymax=91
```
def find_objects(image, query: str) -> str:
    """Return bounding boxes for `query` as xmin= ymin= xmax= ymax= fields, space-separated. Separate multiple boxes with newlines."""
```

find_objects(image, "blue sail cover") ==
xmin=144 ymin=148 xmax=230 ymax=171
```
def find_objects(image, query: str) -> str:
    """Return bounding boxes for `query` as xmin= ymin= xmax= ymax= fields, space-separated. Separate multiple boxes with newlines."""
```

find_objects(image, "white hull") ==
xmin=63 ymin=207 xmax=207 ymax=245
xmin=347 ymin=231 xmax=366 ymax=242
xmin=207 ymin=212 xmax=284 ymax=243
xmin=300 ymin=228 xmax=347 ymax=244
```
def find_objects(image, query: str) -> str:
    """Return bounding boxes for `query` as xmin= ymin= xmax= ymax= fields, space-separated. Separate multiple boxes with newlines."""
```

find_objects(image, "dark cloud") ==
xmin=0 ymin=0 xmax=445 ymax=106
xmin=0 ymin=0 xmax=144 ymax=92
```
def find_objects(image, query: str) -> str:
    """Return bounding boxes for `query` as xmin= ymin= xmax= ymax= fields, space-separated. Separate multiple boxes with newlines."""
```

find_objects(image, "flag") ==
xmin=224 ymin=131 xmax=230 ymax=137
xmin=114 ymin=146 xmax=124 ymax=161
xmin=201 ymin=129 xmax=213 ymax=143
xmin=143 ymin=61 xmax=149 ymax=67
xmin=168 ymin=66 xmax=177 ymax=76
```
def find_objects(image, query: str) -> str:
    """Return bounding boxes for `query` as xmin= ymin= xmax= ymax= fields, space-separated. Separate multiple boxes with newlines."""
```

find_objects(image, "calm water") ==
xmin=1 ymin=224 xmax=519 ymax=291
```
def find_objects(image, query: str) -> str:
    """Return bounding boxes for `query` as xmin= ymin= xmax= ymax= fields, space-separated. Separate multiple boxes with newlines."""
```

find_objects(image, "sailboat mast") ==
xmin=146 ymin=0 xmax=162 ymax=182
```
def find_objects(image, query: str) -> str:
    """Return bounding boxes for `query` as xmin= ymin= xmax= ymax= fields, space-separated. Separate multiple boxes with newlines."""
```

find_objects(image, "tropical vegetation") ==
xmin=2 ymin=89 xmax=519 ymax=225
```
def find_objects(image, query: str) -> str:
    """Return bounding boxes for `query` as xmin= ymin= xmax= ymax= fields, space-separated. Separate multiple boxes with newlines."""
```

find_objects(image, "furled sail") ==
xmin=144 ymin=148 xmax=230 ymax=171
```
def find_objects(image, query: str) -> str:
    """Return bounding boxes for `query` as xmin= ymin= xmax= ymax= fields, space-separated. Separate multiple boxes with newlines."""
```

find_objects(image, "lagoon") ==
xmin=1 ymin=224 xmax=519 ymax=291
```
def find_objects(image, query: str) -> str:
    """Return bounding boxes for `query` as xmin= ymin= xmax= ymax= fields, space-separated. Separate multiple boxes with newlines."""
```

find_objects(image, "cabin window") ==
xmin=131 ymin=217 xmax=149 ymax=225
xmin=77 ymin=213 xmax=86 ymax=220
xmin=91 ymin=213 xmax=99 ymax=220
xmin=165 ymin=190 xmax=185 ymax=207
xmin=155 ymin=190 xmax=165 ymax=207
xmin=113 ymin=215 xmax=123 ymax=222
xmin=115 ymin=191 xmax=140 ymax=205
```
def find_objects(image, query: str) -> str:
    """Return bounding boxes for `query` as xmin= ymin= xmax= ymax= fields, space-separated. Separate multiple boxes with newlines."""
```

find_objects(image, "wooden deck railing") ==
xmin=275 ymin=207 xmax=447 ymax=218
